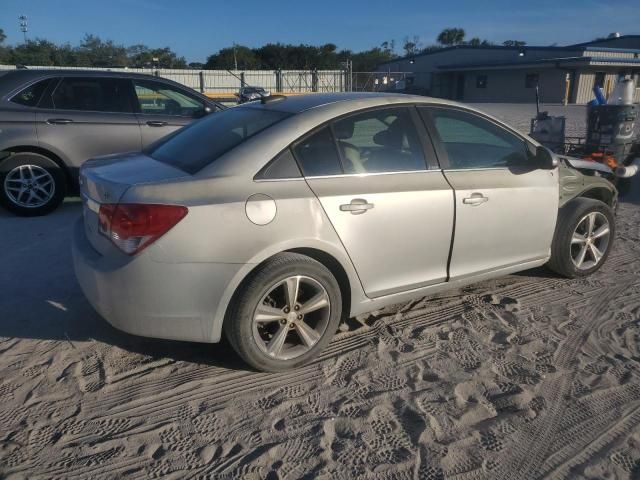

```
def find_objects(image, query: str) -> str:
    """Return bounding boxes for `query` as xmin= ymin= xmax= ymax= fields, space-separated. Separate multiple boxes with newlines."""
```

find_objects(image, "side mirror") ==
xmin=536 ymin=145 xmax=558 ymax=169
xmin=193 ymin=106 xmax=212 ymax=119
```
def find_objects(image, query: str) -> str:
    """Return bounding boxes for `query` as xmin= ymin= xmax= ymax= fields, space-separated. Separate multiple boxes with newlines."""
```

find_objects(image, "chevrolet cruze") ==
xmin=73 ymin=93 xmax=617 ymax=371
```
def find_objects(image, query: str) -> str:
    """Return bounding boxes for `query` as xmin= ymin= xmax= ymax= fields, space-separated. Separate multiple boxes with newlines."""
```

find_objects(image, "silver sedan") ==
xmin=73 ymin=93 xmax=617 ymax=371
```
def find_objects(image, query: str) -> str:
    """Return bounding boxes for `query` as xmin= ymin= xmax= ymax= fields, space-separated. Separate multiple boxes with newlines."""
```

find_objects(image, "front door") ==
xmin=132 ymin=79 xmax=207 ymax=148
xmin=293 ymin=106 xmax=454 ymax=298
xmin=420 ymin=106 xmax=559 ymax=280
xmin=35 ymin=76 xmax=141 ymax=173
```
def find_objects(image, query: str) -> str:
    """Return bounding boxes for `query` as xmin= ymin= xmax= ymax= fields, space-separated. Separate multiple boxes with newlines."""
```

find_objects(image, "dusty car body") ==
xmin=72 ymin=93 xmax=617 ymax=371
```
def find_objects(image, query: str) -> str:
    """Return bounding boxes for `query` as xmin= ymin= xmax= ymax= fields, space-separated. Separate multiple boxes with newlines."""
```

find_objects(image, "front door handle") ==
xmin=146 ymin=120 xmax=168 ymax=127
xmin=46 ymin=118 xmax=73 ymax=125
xmin=462 ymin=193 xmax=489 ymax=206
xmin=340 ymin=198 xmax=374 ymax=215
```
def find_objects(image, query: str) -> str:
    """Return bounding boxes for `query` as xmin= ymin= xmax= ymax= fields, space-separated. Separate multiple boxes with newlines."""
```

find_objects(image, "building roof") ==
xmin=437 ymin=56 xmax=640 ymax=71
xmin=377 ymin=35 xmax=640 ymax=67
xmin=567 ymin=34 xmax=640 ymax=48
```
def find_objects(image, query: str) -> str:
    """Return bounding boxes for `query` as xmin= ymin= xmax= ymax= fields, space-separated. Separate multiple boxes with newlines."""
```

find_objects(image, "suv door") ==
xmin=132 ymin=79 xmax=207 ymax=147
xmin=35 ymin=76 xmax=141 ymax=172
xmin=294 ymin=106 xmax=454 ymax=298
xmin=419 ymin=106 xmax=559 ymax=280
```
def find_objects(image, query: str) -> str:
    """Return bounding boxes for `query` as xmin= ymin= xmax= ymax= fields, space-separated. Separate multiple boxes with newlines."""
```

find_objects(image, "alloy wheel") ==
xmin=252 ymin=275 xmax=331 ymax=360
xmin=4 ymin=164 xmax=55 ymax=208
xmin=570 ymin=211 xmax=611 ymax=270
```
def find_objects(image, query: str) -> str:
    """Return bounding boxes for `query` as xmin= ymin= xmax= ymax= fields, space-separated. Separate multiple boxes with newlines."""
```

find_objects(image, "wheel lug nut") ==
xmin=297 ymin=314 xmax=302 ymax=320
xmin=294 ymin=305 xmax=300 ymax=311
xmin=280 ymin=319 xmax=286 ymax=325
xmin=283 ymin=307 xmax=289 ymax=313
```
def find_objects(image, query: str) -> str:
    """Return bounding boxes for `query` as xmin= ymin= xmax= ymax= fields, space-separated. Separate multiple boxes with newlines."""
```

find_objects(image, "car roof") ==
xmin=0 ymin=68 xmax=216 ymax=103
xmin=241 ymin=92 xmax=462 ymax=114
xmin=0 ymin=68 xmax=202 ymax=98
xmin=1 ymin=68 xmax=170 ymax=80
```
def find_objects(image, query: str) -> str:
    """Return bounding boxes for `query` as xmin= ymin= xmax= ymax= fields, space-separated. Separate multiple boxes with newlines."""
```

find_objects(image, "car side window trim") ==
xmin=408 ymin=106 xmax=440 ymax=170
xmin=418 ymin=105 xmax=532 ymax=171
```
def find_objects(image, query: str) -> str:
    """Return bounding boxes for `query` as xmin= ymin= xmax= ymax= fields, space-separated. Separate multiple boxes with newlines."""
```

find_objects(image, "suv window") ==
xmin=332 ymin=107 xmax=426 ymax=173
xmin=293 ymin=127 xmax=343 ymax=177
xmin=11 ymin=78 xmax=56 ymax=107
xmin=134 ymin=80 xmax=204 ymax=117
xmin=51 ymin=77 xmax=133 ymax=113
xmin=423 ymin=107 xmax=529 ymax=169
xmin=149 ymin=107 xmax=290 ymax=174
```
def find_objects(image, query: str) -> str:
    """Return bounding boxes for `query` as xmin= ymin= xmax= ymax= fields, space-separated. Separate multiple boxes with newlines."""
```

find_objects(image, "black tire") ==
xmin=0 ymin=152 xmax=66 ymax=216
xmin=547 ymin=198 xmax=615 ymax=278
xmin=225 ymin=253 xmax=342 ymax=372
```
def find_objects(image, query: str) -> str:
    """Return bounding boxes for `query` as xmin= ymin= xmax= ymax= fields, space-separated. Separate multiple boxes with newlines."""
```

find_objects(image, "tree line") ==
xmin=0 ymin=27 xmax=527 ymax=71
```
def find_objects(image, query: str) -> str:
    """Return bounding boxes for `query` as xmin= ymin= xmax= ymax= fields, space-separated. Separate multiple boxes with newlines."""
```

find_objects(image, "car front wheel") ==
xmin=225 ymin=253 xmax=342 ymax=372
xmin=547 ymin=198 xmax=614 ymax=278
xmin=0 ymin=152 xmax=66 ymax=216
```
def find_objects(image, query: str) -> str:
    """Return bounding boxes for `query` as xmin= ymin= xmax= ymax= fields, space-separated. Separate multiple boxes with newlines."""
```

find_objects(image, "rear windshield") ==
xmin=149 ymin=107 xmax=290 ymax=174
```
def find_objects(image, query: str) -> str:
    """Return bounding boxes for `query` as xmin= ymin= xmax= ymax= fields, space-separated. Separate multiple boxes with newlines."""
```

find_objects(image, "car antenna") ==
xmin=261 ymin=95 xmax=286 ymax=104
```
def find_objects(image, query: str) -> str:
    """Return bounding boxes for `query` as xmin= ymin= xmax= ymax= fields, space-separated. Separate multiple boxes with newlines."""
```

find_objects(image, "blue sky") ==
xmin=2 ymin=0 xmax=639 ymax=62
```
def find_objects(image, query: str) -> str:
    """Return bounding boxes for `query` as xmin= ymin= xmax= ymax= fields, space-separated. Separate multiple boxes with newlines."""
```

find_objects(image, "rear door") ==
xmin=295 ymin=106 xmax=454 ymax=298
xmin=35 ymin=76 xmax=141 ymax=171
xmin=419 ymin=106 xmax=558 ymax=280
xmin=132 ymin=79 xmax=207 ymax=148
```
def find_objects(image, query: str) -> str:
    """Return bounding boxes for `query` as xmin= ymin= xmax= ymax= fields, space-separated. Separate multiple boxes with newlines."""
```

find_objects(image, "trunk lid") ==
xmin=79 ymin=152 xmax=189 ymax=255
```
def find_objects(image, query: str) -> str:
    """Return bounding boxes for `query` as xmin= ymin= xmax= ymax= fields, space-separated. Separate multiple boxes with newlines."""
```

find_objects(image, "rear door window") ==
xmin=11 ymin=78 xmax=56 ymax=107
xmin=51 ymin=77 xmax=134 ymax=113
xmin=331 ymin=107 xmax=427 ymax=173
xmin=149 ymin=107 xmax=290 ymax=174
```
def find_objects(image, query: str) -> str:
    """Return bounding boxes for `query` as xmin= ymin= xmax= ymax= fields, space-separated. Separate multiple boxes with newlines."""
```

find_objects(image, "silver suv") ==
xmin=0 ymin=69 xmax=222 ymax=215
xmin=72 ymin=93 xmax=617 ymax=372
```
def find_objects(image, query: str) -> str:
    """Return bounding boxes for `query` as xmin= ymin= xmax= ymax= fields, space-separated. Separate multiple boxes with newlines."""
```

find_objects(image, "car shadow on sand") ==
xmin=0 ymin=201 xmax=248 ymax=371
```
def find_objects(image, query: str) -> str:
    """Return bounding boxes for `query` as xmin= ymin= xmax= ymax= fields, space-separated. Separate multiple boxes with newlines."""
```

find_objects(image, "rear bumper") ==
xmin=72 ymin=218 xmax=243 ymax=343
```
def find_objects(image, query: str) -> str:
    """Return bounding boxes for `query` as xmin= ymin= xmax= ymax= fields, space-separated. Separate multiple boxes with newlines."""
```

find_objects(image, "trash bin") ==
xmin=586 ymin=104 xmax=638 ymax=160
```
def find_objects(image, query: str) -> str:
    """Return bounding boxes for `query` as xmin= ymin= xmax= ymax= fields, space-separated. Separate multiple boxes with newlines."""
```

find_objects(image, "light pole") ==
xmin=19 ymin=15 xmax=28 ymax=43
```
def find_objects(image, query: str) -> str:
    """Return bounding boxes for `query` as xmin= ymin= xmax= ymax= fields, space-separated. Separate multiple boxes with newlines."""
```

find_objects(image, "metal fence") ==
xmin=0 ymin=64 xmax=346 ymax=96
xmin=0 ymin=65 xmax=420 ymax=102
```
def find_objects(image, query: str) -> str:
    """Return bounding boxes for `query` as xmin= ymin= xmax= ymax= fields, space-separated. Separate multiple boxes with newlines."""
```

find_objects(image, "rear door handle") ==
xmin=340 ymin=198 xmax=374 ymax=215
xmin=462 ymin=193 xmax=489 ymax=206
xmin=46 ymin=118 xmax=73 ymax=125
xmin=146 ymin=120 xmax=168 ymax=127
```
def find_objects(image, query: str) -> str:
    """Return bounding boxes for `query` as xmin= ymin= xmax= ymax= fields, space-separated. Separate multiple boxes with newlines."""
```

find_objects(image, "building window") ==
xmin=476 ymin=75 xmax=487 ymax=88
xmin=594 ymin=72 xmax=606 ymax=88
xmin=525 ymin=73 xmax=539 ymax=88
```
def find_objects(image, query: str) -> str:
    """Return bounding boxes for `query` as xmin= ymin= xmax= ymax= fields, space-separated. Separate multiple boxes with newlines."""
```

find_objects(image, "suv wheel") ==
xmin=0 ymin=152 xmax=66 ymax=216
xmin=225 ymin=253 xmax=342 ymax=372
xmin=547 ymin=198 xmax=614 ymax=278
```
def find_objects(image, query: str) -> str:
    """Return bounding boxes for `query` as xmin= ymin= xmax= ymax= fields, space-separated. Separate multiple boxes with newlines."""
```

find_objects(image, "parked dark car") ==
xmin=0 ymin=69 xmax=224 ymax=215
xmin=236 ymin=86 xmax=270 ymax=104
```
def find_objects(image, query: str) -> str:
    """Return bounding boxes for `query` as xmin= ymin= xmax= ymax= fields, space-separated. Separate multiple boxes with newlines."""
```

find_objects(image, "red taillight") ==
xmin=98 ymin=203 xmax=188 ymax=255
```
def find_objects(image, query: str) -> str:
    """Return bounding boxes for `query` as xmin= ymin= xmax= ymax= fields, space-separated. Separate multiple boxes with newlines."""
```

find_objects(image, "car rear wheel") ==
xmin=225 ymin=253 xmax=342 ymax=372
xmin=547 ymin=198 xmax=614 ymax=278
xmin=0 ymin=152 xmax=66 ymax=216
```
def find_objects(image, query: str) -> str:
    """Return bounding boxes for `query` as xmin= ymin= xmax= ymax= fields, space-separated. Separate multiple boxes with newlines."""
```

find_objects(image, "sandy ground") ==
xmin=1 ymin=108 xmax=640 ymax=479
